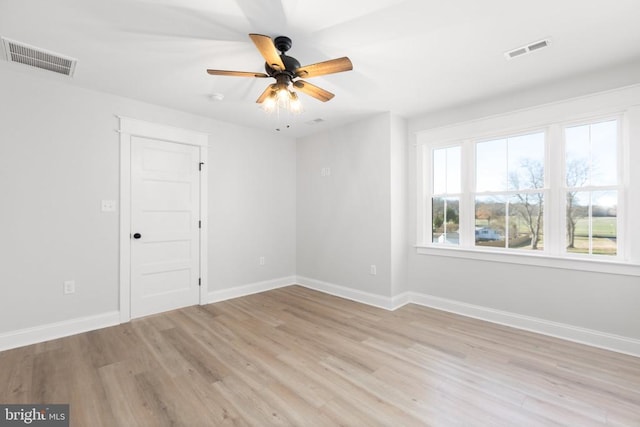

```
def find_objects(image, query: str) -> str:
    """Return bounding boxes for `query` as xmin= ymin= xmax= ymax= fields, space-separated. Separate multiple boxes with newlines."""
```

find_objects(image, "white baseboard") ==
xmin=207 ymin=276 xmax=296 ymax=304
xmin=3 ymin=278 xmax=638 ymax=358
xmin=0 ymin=311 xmax=120 ymax=352
xmin=408 ymin=292 xmax=640 ymax=358
xmin=292 ymin=276 xmax=640 ymax=358
xmin=391 ymin=291 xmax=412 ymax=310
xmin=295 ymin=276 xmax=397 ymax=310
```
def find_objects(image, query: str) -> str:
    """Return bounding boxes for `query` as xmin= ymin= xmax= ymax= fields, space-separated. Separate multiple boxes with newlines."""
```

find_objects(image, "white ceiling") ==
xmin=2 ymin=0 xmax=640 ymax=137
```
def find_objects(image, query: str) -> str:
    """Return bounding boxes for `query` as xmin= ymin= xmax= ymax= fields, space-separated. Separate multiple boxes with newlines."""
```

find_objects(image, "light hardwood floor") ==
xmin=1 ymin=285 xmax=639 ymax=426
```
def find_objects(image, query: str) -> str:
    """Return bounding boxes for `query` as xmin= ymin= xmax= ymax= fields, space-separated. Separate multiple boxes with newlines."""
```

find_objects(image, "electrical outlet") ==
xmin=370 ymin=265 xmax=377 ymax=275
xmin=64 ymin=280 xmax=75 ymax=294
xmin=259 ymin=256 xmax=265 ymax=266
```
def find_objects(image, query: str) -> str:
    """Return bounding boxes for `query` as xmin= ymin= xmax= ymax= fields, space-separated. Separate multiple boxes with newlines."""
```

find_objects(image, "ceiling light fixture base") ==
xmin=273 ymin=36 xmax=292 ymax=53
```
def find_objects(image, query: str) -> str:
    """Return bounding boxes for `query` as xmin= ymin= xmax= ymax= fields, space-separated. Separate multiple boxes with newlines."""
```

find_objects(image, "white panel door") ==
xmin=130 ymin=137 xmax=201 ymax=318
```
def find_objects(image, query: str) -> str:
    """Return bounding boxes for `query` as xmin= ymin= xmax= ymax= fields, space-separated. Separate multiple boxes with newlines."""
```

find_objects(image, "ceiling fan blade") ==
xmin=207 ymin=69 xmax=269 ymax=78
xmin=293 ymin=80 xmax=335 ymax=102
xmin=295 ymin=57 xmax=353 ymax=78
xmin=249 ymin=33 xmax=285 ymax=71
xmin=256 ymin=84 xmax=276 ymax=103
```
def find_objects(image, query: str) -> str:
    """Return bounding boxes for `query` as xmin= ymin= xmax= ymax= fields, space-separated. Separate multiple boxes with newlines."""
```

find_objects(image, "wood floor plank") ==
xmin=1 ymin=285 xmax=639 ymax=426
xmin=0 ymin=346 xmax=34 ymax=404
xmin=65 ymin=334 xmax=119 ymax=427
xmin=98 ymin=361 xmax=152 ymax=427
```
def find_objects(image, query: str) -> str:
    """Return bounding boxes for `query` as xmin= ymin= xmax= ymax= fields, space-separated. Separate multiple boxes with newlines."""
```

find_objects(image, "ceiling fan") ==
xmin=207 ymin=34 xmax=353 ymax=112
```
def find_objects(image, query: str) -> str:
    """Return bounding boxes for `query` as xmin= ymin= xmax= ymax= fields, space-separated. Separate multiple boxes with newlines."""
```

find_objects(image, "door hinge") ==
xmin=198 ymin=278 xmax=201 ymax=287
xmin=198 ymin=220 xmax=201 ymax=229
xmin=199 ymin=162 xmax=204 ymax=171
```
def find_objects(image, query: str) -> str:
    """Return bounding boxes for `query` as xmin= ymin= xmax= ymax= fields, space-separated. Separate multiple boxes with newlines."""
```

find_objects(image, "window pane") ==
xmin=566 ymin=191 xmax=616 ymax=256
xmin=432 ymin=146 xmax=461 ymax=194
xmin=432 ymin=197 xmax=459 ymax=245
xmin=566 ymin=191 xmax=589 ymax=253
xmin=508 ymin=194 xmax=544 ymax=250
xmin=565 ymin=125 xmax=591 ymax=187
xmin=475 ymin=196 xmax=505 ymax=248
xmin=476 ymin=139 xmax=507 ymax=192
xmin=446 ymin=146 xmax=461 ymax=193
xmin=432 ymin=197 xmax=445 ymax=242
xmin=565 ymin=120 xmax=617 ymax=188
xmin=508 ymin=132 xmax=545 ymax=190
xmin=433 ymin=149 xmax=446 ymax=194
xmin=592 ymin=191 xmax=617 ymax=256
xmin=591 ymin=120 xmax=617 ymax=186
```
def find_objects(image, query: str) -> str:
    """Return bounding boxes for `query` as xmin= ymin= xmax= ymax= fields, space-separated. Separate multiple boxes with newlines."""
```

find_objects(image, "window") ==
xmin=564 ymin=119 xmax=619 ymax=256
xmin=421 ymin=116 xmax=625 ymax=261
xmin=474 ymin=131 xmax=545 ymax=250
xmin=431 ymin=146 xmax=460 ymax=245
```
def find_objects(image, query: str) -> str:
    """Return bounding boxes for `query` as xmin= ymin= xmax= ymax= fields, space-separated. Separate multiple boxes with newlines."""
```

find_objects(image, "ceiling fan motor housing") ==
xmin=264 ymin=35 xmax=299 ymax=78
xmin=265 ymin=54 xmax=300 ymax=77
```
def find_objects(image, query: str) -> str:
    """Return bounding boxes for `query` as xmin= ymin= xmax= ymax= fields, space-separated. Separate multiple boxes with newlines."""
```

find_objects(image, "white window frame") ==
xmin=425 ymin=143 xmax=464 ymax=246
xmin=471 ymin=127 xmax=548 ymax=252
xmin=416 ymin=104 xmax=640 ymax=277
xmin=560 ymin=116 xmax=625 ymax=259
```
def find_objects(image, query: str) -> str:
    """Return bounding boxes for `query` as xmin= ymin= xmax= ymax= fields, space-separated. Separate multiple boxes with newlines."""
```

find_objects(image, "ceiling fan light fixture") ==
xmin=276 ymin=83 xmax=290 ymax=103
xmin=289 ymin=92 xmax=303 ymax=114
xmin=260 ymin=80 xmax=303 ymax=115
xmin=262 ymin=92 xmax=277 ymax=112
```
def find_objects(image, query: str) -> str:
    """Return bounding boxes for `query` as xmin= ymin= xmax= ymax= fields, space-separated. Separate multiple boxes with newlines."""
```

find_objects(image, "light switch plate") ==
xmin=101 ymin=200 xmax=116 ymax=212
xmin=64 ymin=280 xmax=75 ymax=294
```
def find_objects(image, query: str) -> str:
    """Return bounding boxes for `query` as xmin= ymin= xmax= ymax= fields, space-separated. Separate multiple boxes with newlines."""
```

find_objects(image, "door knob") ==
xmin=133 ymin=233 xmax=142 ymax=239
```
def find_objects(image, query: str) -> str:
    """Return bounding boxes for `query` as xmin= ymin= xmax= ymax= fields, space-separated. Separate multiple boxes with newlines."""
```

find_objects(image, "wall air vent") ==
xmin=505 ymin=39 xmax=551 ymax=60
xmin=1 ymin=37 xmax=77 ymax=76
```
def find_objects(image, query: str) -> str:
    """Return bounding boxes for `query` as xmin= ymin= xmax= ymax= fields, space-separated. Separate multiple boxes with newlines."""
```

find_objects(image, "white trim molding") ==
xmin=295 ymin=276 xmax=398 ymax=310
xmin=117 ymin=116 xmax=210 ymax=147
xmin=416 ymin=89 xmax=640 ymax=268
xmin=118 ymin=117 xmax=209 ymax=323
xmin=408 ymin=292 xmax=640 ymax=358
xmin=0 ymin=312 xmax=120 ymax=352
xmin=416 ymin=246 xmax=640 ymax=277
xmin=208 ymin=276 xmax=297 ymax=304
xmin=294 ymin=276 xmax=640 ymax=357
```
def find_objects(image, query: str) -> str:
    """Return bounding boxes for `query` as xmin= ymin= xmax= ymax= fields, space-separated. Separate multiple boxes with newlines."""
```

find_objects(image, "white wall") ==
xmin=407 ymin=84 xmax=640 ymax=341
xmin=296 ymin=114 xmax=393 ymax=296
xmin=0 ymin=65 xmax=296 ymax=336
xmin=208 ymin=125 xmax=296 ymax=291
xmin=296 ymin=112 xmax=408 ymax=300
xmin=390 ymin=115 xmax=408 ymax=296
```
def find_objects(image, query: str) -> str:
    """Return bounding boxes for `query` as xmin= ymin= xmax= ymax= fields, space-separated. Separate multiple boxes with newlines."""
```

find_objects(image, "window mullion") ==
xmin=461 ymin=139 xmax=475 ymax=248
xmin=547 ymin=124 xmax=563 ymax=256
xmin=421 ymin=144 xmax=430 ymax=245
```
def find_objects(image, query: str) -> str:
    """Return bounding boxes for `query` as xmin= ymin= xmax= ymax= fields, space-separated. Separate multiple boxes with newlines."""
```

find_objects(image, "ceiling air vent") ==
xmin=306 ymin=118 xmax=325 ymax=125
xmin=505 ymin=39 xmax=550 ymax=60
xmin=1 ymin=37 xmax=77 ymax=76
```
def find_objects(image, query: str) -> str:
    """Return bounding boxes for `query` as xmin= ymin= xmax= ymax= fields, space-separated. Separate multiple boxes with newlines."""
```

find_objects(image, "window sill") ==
xmin=415 ymin=245 xmax=640 ymax=277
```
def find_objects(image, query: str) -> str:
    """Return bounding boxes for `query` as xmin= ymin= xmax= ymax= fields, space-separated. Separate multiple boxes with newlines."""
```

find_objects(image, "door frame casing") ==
xmin=118 ymin=117 xmax=209 ymax=324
